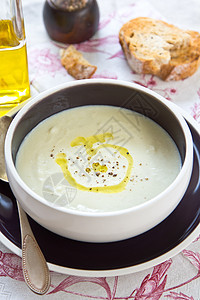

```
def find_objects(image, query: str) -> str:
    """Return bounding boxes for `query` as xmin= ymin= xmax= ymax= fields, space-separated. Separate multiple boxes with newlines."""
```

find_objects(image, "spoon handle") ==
xmin=17 ymin=201 xmax=50 ymax=294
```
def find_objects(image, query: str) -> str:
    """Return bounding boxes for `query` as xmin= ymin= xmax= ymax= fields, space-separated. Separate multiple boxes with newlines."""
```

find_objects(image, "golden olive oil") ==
xmin=56 ymin=133 xmax=133 ymax=193
xmin=0 ymin=20 xmax=30 ymax=117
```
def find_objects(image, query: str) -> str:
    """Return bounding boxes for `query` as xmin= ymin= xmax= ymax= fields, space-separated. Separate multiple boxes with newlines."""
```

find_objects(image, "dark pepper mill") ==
xmin=43 ymin=0 xmax=100 ymax=45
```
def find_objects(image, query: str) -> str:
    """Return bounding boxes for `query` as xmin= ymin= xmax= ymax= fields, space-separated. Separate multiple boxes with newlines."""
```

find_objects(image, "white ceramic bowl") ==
xmin=5 ymin=79 xmax=193 ymax=242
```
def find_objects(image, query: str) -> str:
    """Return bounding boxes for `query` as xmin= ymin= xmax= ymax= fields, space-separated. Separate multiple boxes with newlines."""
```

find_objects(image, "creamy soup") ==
xmin=16 ymin=105 xmax=181 ymax=212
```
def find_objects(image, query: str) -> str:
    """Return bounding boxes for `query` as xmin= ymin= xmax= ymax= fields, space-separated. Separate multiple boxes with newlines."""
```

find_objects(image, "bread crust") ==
xmin=60 ymin=45 xmax=97 ymax=79
xmin=119 ymin=17 xmax=200 ymax=81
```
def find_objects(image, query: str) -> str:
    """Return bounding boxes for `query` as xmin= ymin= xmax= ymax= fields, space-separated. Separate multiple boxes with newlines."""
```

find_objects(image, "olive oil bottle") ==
xmin=0 ymin=2 xmax=30 ymax=117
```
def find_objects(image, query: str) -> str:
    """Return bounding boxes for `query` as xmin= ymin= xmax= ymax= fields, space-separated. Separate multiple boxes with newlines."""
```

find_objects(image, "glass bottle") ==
xmin=0 ymin=0 xmax=30 ymax=117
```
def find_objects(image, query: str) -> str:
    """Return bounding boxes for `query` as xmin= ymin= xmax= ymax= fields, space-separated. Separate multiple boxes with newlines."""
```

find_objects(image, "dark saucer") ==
xmin=0 ymin=119 xmax=200 ymax=274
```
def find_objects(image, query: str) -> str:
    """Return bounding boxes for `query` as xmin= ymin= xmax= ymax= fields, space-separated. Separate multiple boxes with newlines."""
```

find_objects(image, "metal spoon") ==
xmin=0 ymin=115 xmax=50 ymax=294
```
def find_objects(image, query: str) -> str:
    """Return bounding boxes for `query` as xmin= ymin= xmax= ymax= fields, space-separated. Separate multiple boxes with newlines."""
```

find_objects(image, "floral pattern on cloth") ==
xmin=1 ymin=0 xmax=200 ymax=299
xmin=1 ymin=238 xmax=200 ymax=299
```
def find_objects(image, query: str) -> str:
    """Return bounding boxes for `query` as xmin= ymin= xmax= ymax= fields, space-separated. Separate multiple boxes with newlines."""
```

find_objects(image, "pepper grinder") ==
xmin=43 ymin=0 xmax=100 ymax=45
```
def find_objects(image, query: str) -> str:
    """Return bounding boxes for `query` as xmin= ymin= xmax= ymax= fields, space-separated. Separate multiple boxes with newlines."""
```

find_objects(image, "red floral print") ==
xmin=166 ymin=291 xmax=194 ymax=300
xmin=182 ymin=250 xmax=200 ymax=272
xmin=48 ymin=276 xmax=116 ymax=299
xmin=0 ymin=251 xmax=24 ymax=281
xmin=134 ymin=260 xmax=172 ymax=299
xmin=76 ymin=35 xmax=119 ymax=54
xmin=28 ymin=48 xmax=63 ymax=74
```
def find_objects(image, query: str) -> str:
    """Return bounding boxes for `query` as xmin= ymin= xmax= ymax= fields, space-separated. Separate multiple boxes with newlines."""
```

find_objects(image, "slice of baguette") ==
xmin=119 ymin=17 xmax=200 ymax=81
xmin=60 ymin=45 xmax=97 ymax=80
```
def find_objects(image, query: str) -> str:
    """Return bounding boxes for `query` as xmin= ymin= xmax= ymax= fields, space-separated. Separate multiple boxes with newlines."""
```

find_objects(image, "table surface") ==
xmin=1 ymin=0 xmax=200 ymax=298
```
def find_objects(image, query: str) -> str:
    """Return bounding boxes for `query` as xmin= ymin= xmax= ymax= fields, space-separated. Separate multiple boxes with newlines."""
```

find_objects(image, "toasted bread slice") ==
xmin=60 ymin=45 xmax=97 ymax=79
xmin=119 ymin=17 xmax=200 ymax=81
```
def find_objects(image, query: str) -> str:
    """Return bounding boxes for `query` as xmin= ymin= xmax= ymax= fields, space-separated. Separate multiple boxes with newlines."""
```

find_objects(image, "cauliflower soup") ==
xmin=16 ymin=105 xmax=181 ymax=213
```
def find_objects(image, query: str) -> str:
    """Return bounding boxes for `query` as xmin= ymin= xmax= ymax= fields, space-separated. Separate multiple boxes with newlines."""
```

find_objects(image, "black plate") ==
xmin=0 ymin=119 xmax=200 ymax=275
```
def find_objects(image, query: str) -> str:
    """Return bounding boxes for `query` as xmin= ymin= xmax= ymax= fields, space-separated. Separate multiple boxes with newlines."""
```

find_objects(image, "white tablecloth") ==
xmin=1 ymin=0 xmax=200 ymax=298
